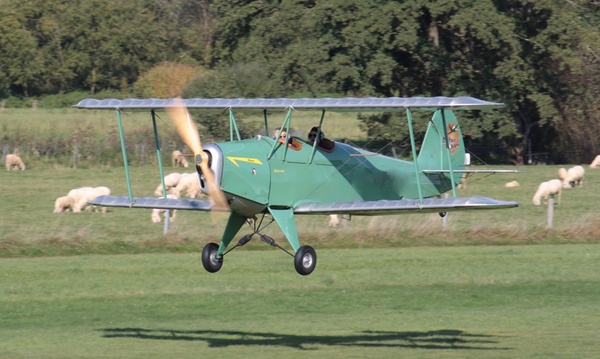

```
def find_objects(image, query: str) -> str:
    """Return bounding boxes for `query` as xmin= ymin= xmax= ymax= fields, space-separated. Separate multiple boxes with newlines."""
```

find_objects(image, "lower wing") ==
xmin=88 ymin=195 xmax=216 ymax=211
xmin=293 ymin=196 xmax=519 ymax=216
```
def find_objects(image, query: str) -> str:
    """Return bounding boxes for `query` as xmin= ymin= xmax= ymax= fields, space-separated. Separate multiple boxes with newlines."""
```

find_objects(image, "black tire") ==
xmin=201 ymin=242 xmax=223 ymax=273
xmin=294 ymin=245 xmax=317 ymax=276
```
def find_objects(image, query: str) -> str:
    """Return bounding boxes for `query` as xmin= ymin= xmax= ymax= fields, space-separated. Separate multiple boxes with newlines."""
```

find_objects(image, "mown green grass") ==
xmin=2 ymin=245 xmax=600 ymax=358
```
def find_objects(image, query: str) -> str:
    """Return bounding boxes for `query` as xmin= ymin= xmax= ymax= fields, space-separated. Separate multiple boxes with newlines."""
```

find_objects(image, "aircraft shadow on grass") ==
xmin=98 ymin=328 xmax=511 ymax=351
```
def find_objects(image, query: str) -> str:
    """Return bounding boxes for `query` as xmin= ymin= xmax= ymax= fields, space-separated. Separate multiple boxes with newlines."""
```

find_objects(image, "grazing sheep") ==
xmin=173 ymin=172 xmax=202 ymax=198
xmin=53 ymin=186 xmax=92 ymax=213
xmin=54 ymin=195 xmax=75 ymax=213
xmin=557 ymin=167 xmax=568 ymax=182
xmin=73 ymin=186 xmax=111 ymax=213
xmin=151 ymin=194 xmax=178 ymax=223
xmin=172 ymin=150 xmax=189 ymax=168
xmin=67 ymin=187 xmax=94 ymax=209
xmin=504 ymin=181 xmax=520 ymax=188
xmin=532 ymin=179 xmax=562 ymax=206
xmin=561 ymin=165 xmax=585 ymax=188
xmin=5 ymin=154 xmax=25 ymax=170
xmin=154 ymin=172 xmax=182 ymax=196
xmin=590 ymin=155 xmax=600 ymax=169
xmin=328 ymin=214 xmax=340 ymax=227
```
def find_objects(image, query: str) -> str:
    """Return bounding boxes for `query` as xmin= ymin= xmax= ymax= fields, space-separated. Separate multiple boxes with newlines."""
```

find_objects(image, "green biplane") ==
xmin=75 ymin=96 xmax=519 ymax=275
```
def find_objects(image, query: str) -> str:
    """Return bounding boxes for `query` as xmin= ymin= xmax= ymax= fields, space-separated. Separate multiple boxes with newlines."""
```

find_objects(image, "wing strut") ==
xmin=151 ymin=109 xmax=172 ymax=234
xmin=308 ymin=110 xmax=326 ymax=165
xmin=406 ymin=108 xmax=423 ymax=203
xmin=116 ymin=109 xmax=134 ymax=203
xmin=441 ymin=109 xmax=458 ymax=197
xmin=267 ymin=108 xmax=294 ymax=160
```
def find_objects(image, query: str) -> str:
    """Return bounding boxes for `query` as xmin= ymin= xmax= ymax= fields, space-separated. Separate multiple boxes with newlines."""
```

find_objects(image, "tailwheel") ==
xmin=294 ymin=245 xmax=317 ymax=276
xmin=202 ymin=242 xmax=223 ymax=273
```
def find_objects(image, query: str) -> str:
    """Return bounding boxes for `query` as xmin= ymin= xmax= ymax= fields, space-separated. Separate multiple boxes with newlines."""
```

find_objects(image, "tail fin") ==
xmin=416 ymin=109 xmax=465 ymax=192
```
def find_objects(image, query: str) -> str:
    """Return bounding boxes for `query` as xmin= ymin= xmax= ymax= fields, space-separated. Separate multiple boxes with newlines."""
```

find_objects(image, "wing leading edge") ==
xmin=74 ymin=96 xmax=503 ymax=112
xmin=293 ymin=196 xmax=519 ymax=216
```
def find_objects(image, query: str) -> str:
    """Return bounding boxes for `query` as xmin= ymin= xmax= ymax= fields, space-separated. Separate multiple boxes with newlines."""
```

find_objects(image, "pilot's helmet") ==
xmin=309 ymin=126 xmax=324 ymax=141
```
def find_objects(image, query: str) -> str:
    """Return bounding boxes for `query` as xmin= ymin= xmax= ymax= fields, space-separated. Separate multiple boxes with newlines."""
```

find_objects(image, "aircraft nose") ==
xmin=197 ymin=144 xmax=223 ymax=195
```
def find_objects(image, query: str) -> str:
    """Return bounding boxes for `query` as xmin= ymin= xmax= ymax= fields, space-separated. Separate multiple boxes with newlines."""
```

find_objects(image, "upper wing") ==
xmin=293 ymin=196 xmax=518 ymax=216
xmin=74 ymin=96 xmax=503 ymax=112
xmin=88 ymin=195 xmax=219 ymax=211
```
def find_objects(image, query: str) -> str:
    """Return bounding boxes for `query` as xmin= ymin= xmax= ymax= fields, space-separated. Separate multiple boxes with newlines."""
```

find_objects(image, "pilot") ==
xmin=278 ymin=129 xmax=302 ymax=150
xmin=308 ymin=126 xmax=335 ymax=152
xmin=278 ymin=129 xmax=288 ymax=145
xmin=308 ymin=126 xmax=324 ymax=146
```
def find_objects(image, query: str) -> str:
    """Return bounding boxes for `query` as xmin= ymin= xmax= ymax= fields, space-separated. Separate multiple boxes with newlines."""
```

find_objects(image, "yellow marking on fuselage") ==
xmin=227 ymin=156 xmax=263 ymax=167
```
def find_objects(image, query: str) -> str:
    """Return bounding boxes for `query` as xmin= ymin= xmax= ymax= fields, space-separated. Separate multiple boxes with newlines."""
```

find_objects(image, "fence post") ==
xmin=2 ymin=144 xmax=8 ymax=163
xmin=141 ymin=143 xmax=146 ymax=166
xmin=546 ymin=197 xmax=554 ymax=229
xmin=72 ymin=144 xmax=78 ymax=168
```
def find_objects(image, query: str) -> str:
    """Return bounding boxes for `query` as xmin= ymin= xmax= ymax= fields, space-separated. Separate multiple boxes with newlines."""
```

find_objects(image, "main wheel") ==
xmin=201 ymin=242 xmax=223 ymax=273
xmin=294 ymin=245 xmax=317 ymax=276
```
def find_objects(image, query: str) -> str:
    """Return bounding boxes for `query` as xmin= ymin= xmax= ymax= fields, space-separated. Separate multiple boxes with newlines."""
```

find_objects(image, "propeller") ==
xmin=167 ymin=97 xmax=229 ymax=211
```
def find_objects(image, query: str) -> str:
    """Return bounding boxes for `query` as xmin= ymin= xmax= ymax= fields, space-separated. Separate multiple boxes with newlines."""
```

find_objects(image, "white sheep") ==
xmin=151 ymin=194 xmax=178 ymax=223
xmin=328 ymin=214 xmax=340 ymax=227
xmin=173 ymin=172 xmax=202 ymax=198
xmin=5 ymin=154 xmax=25 ymax=170
xmin=154 ymin=172 xmax=182 ymax=196
xmin=54 ymin=195 xmax=75 ymax=213
xmin=557 ymin=167 xmax=568 ymax=182
xmin=532 ymin=179 xmax=562 ymax=206
xmin=172 ymin=150 xmax=189 ymax=168
xmin=73 ymin=186 xmax=111 ymax=213
xmin=590 ymin=155 xmax=600 ymax=169
xmin=561 ymin=165 xmax=585 ymax=188
xmin=53 ymin=186 xmax=92 ymax=213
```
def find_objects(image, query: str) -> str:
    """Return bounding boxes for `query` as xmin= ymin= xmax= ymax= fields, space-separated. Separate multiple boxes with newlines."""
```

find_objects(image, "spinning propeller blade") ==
xmin=167 ymin=98 xmax=228 ymax=211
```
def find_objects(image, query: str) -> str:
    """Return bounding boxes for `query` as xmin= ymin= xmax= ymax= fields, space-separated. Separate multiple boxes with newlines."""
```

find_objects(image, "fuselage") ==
xmin=199 ymin=136 xmax=459 ymax=216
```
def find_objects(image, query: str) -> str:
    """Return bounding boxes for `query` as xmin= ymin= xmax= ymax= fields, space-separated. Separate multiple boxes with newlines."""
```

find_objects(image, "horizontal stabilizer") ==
xmin=293 ymin=196 xmax=518 ymax=216
xmin=88 ymin=195 xmax=218 ymax=211
xmin=74 ymin=96 xmax=503 ymax=112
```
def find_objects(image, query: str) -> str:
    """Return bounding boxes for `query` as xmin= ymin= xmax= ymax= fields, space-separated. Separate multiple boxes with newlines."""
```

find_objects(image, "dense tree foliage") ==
xmin=0 ymin=0 xmax=598 ymax=163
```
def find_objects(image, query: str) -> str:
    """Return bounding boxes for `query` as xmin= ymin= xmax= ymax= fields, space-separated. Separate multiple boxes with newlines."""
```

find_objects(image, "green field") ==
xmin=2 ymin=109 xmax=600 ymax=358
xmin=2 ymin=245 xmax=600 ymax=358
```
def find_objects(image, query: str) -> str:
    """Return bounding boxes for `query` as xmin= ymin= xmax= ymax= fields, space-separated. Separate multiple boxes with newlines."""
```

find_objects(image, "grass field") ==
xmin=1 ymin=163 xmax=599 ymax=256
xmin=2 ymin=245 xmax=600 ymax=358
xmin=2 ymin=109 xmax=600 ymax=357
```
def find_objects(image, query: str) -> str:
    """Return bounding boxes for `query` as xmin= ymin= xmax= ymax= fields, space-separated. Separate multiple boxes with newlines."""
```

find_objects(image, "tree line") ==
xmin=0 ymin=0 xmax=598 ymax=164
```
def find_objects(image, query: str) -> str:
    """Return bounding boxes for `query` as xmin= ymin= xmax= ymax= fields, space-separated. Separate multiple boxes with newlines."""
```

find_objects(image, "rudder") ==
xmin=416 ymin=109 xmax=465 ymax=191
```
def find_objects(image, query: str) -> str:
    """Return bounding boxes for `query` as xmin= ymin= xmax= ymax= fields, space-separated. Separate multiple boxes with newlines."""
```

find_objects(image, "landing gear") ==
xmin=201 ymin=242 xmax=223 ymax=273
xmin=294 ymin=245 xmax=317 ymax=276
xmin=203 ymin=213 xmax=318 ymax=275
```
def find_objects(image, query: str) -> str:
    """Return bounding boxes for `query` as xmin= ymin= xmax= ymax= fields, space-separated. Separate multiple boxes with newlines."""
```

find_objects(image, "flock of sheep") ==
xmin=531 ymin=163 xmax=589 ymax=206
xmin=51 ymin=150 xmax=202 ymax=223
